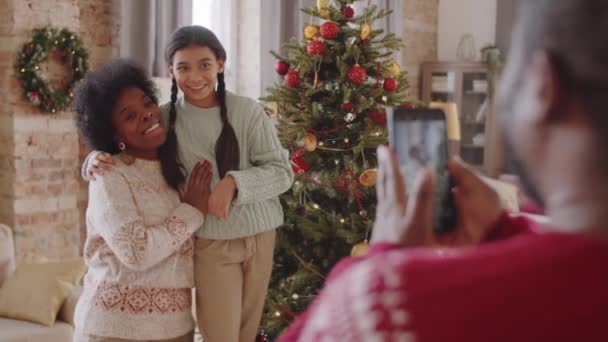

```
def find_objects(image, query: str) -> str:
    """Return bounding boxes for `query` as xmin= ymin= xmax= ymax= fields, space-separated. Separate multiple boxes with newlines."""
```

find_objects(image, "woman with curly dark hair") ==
xmin=72 ymin=59 xmax=212 ymax=342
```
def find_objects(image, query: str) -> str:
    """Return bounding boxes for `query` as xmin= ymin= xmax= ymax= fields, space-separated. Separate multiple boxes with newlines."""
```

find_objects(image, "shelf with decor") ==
xmin=421 ymin=61 xmax=501 ymax=174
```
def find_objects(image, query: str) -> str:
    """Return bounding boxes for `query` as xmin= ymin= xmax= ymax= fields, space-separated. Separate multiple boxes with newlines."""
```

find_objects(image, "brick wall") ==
xmin=0 ymin=0 xmax=118 ymax=261
xmin=77 ymin=0 xmax=120 ymax=255
xmin=402 ymin=0 xmax=439 ymax=99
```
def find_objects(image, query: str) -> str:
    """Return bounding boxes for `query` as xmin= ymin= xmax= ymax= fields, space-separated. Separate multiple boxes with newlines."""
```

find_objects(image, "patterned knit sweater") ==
xmin=74 ymin=158 xmax=204 ymax=340
xmin=278 ymin=214 xmax=608 ymax=341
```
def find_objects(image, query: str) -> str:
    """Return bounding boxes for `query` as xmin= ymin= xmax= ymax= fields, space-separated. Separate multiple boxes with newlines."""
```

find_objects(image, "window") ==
xmin=192 ymin=1 xmax=215 ymax=32
xmin=191 ymin=0 xmax=236 ymax=92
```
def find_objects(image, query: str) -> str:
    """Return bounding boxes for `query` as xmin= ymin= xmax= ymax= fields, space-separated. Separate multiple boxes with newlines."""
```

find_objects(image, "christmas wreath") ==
xmin=15 ymin=27 xmax=89 ymax=113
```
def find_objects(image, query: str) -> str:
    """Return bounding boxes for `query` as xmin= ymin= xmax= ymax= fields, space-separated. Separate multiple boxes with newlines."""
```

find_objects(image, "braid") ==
xmin=215 ymin=72 xmax=240 ymax=178
xmin=158 ymin=78 xmax=186 ymax=190
xmin=170 ymin=77 xmax=178 ymax=127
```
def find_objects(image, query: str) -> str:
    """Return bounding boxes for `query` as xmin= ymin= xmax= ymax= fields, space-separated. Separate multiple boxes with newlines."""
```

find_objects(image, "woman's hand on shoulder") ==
xmin=87 ymin=152 xmax=116 ymax=180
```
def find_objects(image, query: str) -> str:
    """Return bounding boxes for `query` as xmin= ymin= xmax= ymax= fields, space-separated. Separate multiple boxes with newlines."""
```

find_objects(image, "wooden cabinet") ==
xmin=421 ymin=62 xmax=503 ymax=175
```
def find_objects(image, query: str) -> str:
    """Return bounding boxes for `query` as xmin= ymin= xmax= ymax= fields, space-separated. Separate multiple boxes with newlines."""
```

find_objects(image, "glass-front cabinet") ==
xmin=421 ymin=62 xmax=496 ymax=173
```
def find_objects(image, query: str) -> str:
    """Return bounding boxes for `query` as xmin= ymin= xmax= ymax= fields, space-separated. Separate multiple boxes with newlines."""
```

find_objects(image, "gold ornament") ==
xmin=304 ymin=133 xmax=318 ymax=152
xmin=266 ymin=102 xmax=278 ymax=117
xmin=359 ymin=168 xmax=378 ymax=187
xmin=317 ymin=0 xmax=329 ymax=11
xmin=389 ymin=60 xmax=401 ymax=77
xmin=361 ymin=23 xmax=372 ymax=40
xmin=317 ymin=0 xmax=330 ymax=18
xmin=351 ymin=241 xmax=369 ymax=257
xmin=304 ymin=25 xmax=319 ymax=40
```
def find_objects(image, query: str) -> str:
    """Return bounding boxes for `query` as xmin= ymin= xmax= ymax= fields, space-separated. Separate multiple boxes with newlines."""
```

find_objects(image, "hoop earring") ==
xmin=118 ymin=142 xmax=126 ymax=151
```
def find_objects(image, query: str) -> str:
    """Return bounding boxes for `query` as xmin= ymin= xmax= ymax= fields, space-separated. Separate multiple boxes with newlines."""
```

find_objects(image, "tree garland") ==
xmin=15 ymin=27 xmax=89 ymax=113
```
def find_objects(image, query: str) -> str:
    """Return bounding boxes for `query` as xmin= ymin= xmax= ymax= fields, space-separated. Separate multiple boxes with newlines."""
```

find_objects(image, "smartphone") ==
xmin=387 ymin=107 xmax=457 ymax=233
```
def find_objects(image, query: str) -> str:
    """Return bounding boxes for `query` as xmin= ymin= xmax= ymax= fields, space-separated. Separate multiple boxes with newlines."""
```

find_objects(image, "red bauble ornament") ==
xmin=343 ymin=6 xmax=355 ymax=19
xmin=348 ymin=65 xmax=367 ymax=84
xmin=367 ymin=109 xmax=387 ymax=128
xmin=275 ymin=60 xmax=289 ymax=75
xmin=341 ymin=101 xmax=353 ymax=112
xmin=383 ymin=77 xmax=398 ymax=92
xmin=284 ymin=70 xmax=300 ymax=88
xmin=320 ymin=21 xmax=339 ymax=40
xmin=291 ymin=149 xmax=309 ymax=174
xmin=307 ymin=40 xmax=326 ymax=56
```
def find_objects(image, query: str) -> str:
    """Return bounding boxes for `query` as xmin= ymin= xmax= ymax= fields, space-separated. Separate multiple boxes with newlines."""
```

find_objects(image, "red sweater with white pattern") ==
xmin=278 ymin=214 xmax=608 ymax=342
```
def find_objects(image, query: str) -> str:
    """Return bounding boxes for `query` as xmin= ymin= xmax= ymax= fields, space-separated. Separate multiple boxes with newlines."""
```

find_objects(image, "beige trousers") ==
xmin=73 ymin=331 xmax=194 ymax=342
xmin=194 ymin=230 xmax=276 ymax=342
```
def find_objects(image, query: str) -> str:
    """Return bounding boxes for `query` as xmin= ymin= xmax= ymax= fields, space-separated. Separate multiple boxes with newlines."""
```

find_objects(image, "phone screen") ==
xmin=387 ymin=108 xmax=457 ymax=233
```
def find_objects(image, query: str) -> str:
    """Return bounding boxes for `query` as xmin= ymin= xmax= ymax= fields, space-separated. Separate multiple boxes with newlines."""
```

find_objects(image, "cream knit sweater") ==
xmin=74 ymin=158 xmax=204 ymax=340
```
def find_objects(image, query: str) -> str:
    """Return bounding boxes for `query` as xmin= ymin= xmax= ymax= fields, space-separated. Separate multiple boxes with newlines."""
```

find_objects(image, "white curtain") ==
xmin=259 ymin=0 xmax=315 ymax=97
xmin=193 ymin=0 xmax=238 ymax=92
xmin=120 ymin=0 xmax=193 ymax=77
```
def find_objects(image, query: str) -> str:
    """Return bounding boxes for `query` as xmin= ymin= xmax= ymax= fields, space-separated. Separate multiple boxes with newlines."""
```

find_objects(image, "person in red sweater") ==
xmin=278 ymin=1 xmax=608 ymax=341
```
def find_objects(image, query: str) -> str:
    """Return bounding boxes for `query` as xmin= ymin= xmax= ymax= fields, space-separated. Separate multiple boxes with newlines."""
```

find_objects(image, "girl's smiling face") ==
xmin=169 ymin=45 xmax=225 ymax=108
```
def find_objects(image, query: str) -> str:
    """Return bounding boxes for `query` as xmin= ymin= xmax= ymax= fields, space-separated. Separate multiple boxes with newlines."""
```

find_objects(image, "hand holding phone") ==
xmin=387 ymin=107 xmax=457 ymax=233
xmin=371 ymin=145 xmax=502 ymax=248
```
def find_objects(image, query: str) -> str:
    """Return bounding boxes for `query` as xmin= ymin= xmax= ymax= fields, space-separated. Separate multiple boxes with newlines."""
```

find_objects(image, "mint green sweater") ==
xmin=160 ymin=92 xmax=293 ymax=239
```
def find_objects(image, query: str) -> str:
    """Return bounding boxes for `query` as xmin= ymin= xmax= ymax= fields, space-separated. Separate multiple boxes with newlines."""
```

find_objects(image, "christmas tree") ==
xmin=260 ymin=0 xmax=410 ymax=338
